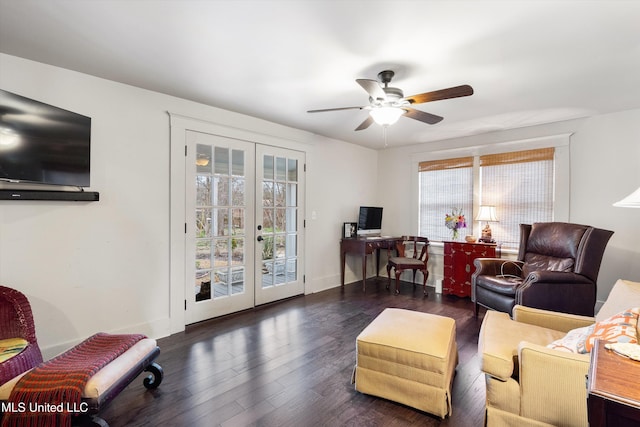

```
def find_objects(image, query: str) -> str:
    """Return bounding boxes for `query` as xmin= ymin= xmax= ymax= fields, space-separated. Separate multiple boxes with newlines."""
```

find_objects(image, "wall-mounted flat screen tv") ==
xmin=0 ymin=89 xmax=91 ymax=187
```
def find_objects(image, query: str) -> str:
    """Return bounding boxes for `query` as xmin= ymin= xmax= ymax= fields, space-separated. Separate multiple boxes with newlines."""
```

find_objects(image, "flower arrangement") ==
xmin=444 ymin=208 xmax=467 ymax=240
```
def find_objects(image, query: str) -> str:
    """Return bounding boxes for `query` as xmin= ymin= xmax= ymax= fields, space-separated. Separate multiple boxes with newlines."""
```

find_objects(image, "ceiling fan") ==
xmin=307 ymin=70 xmax=473 ymax=131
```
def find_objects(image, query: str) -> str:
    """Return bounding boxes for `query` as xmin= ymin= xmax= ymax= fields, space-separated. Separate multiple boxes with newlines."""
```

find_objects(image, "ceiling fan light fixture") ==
xmin=369 ymin=106 xmax=405 ymax=126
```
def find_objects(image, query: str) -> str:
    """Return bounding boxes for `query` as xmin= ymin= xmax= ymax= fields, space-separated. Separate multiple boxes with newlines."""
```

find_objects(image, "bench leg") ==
xmin=143 ymin=362 xmax=163 ymax=389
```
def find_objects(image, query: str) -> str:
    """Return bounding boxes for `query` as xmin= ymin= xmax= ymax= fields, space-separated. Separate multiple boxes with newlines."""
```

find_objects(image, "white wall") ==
xmin=305 ymin=138 xmax=379 ymax=291
xmin=0 ymin=54 xmax=378 ymax=357
xmin=378 ymin=110 xmax=640 ymax=303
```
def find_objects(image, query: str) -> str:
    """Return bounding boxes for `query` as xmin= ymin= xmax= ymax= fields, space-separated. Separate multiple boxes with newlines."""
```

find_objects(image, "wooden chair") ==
xmin=386 ymin=236 xmax=430 ymax=295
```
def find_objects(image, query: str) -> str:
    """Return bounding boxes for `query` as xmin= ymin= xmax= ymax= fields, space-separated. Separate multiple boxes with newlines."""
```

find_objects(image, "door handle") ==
xmin=257 ymin=236 xmax=263 ymax=242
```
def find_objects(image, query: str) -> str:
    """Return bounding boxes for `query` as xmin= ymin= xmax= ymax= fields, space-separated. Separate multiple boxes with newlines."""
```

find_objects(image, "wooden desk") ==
xmin=340 ymin=236 xmax=401 ymax=291
xmin=587 ymin=339 xmax=640 ymax=426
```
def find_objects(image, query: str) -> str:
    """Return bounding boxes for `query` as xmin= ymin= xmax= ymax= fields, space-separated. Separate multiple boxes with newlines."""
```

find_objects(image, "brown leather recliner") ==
xmin=471 ymin=222 xmax=614 ymax=317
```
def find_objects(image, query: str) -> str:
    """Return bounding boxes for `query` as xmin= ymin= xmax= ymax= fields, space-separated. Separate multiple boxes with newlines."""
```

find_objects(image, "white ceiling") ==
xmin=1 ymin=0 xmax=639 ymax=149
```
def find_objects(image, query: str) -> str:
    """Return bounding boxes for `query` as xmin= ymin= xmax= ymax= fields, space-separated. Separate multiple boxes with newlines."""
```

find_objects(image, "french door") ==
xmin=185 ymin=131 xmax=304 ymax=324
xmin=255 ymin=145 xmax=305 ymax=305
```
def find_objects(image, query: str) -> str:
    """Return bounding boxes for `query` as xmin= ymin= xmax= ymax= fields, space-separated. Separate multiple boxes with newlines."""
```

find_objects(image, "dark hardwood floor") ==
xmin=98 ymin=279 xmax=487 ymax=427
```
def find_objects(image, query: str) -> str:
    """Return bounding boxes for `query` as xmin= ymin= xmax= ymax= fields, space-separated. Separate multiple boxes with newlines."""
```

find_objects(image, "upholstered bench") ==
xmin=0 ymin=337 xmax=162 ymax=426
xmin=353 ymin=308 xmax=458 ymax=418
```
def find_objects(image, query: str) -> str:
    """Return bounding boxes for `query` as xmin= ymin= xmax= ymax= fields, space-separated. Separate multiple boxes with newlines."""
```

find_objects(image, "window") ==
xmin=418 ymin=147 xmax=556 ymax=248
xmin=479 ymin=148 xmax=554 ymax=246
xmin=418 ymin=157 xmax=473 ymax=242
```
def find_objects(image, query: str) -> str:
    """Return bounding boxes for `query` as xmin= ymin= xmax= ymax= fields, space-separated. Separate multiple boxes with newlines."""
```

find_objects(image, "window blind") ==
xmin=418 ymin=157 xmax=473 ymax=241
xmin=479 ymin=148 xmax=555 ymax=247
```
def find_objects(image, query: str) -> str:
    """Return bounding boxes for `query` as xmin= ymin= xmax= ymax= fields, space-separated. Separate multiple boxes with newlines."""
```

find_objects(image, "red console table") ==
xmin=443 ymin=241 xmax=497 ymax=297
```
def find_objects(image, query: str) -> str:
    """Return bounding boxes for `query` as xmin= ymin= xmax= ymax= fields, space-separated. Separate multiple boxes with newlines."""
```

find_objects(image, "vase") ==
xmin=452 ymin=228 xmax=459 ymax=241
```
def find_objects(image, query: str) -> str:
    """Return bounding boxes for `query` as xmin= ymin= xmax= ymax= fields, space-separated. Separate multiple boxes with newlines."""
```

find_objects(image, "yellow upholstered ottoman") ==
xmin=353 ymin=308 xmax=458 ymax=418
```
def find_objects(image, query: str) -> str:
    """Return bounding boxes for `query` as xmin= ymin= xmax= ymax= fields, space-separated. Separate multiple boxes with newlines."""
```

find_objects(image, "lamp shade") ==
xmin=613 ymin=186 xmax=640 ymax=208
xmin=369 ymin=107 xmax=405 ymax=126
xmin=475 ymin=205 xmax=498 ymax=222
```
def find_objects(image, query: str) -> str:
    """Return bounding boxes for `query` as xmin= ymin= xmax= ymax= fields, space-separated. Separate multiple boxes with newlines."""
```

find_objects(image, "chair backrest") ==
xmin=0 ymin=286 xmax=39 ymax=344
xmin=395 ymin=236 xmax=430 ymax=262
xmin=517 ymin=222 xmax=613 ymax=282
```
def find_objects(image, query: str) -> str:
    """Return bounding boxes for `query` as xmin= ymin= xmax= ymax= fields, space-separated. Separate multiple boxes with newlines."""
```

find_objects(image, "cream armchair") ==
xmin=478 ymin=279 xmax=640 ymax=426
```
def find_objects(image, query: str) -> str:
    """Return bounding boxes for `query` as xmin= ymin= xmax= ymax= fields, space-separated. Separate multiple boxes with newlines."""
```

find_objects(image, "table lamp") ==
xmin=476 ymin=205 xmax=498 ymax=243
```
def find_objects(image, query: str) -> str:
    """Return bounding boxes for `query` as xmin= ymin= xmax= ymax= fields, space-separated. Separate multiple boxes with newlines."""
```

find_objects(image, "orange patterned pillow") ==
xmin=578 ymin=307 xmax=639 ymax=353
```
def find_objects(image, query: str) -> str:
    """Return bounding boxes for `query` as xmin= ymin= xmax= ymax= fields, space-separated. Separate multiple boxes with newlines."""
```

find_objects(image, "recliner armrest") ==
xmin=516 ymin=272 xmax=597 ymax=316
xmin=524 ymin=270 xmax=592 ymax=284
xmin=512 ymin=305 xmax=595 ymax=332
xmin=473 ymin=258 xmax=523 ymax=277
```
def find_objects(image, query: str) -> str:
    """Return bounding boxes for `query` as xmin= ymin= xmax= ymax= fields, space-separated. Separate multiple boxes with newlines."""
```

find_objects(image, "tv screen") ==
xmin=0 ymin=89 xmax=91 ymax=187
xmin=358 ymin=206 xmax=383 ymax=235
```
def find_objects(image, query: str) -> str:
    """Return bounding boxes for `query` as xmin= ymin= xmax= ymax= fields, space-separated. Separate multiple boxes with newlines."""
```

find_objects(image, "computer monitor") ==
xmin=357 ymin=206 xmax=383 ymax=236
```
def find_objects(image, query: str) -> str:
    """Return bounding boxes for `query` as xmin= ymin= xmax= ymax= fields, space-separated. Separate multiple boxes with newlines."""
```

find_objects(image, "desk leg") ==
xmin=362 ymin=255 xmax=367 ymax=292
xmin=341 ymin=250 xmax=346 ymax=286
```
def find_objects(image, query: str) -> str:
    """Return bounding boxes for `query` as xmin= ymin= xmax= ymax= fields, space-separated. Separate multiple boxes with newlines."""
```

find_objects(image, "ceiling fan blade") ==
xmin=356 ymin=79 xmax=387 ymax=101
xmin=355 ymin=115 xmax=374 ymax=131
xmin=403 ymin=107 xmax=443 ymax=125
xmin=405 ymin=84 xmax=474 ymax=105
xmin=307 ymin=106 xmax=365 ymax=113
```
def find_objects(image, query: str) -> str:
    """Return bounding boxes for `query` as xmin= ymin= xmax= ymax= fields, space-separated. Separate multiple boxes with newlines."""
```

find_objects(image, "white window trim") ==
xmin=410 ymin=133 xmax=572 ymax=237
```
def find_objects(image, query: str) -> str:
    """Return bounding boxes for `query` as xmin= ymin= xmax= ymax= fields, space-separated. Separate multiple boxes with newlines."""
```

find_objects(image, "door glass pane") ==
xmin=286 ymin=208 xmax=296 ymax=232
xmin=286 ymin=234 xmax=297 ymax=257
xmin=274 ymin=183 xmax=285 ymax=207
xmin=214 ymin=147 xmax=229 ymax=174
xmin=232 ymin=178 xmax=245 ymax=206
xmin=196 ymin=271 xmax=211 ymax=301
xmin=263 ymin=208 xmax=274 ymax=231
xmin=214 ymin=238 xmax=229 ymax=266
xmin=196 ymin=208 xmax=212 ymax=238
xmin=287 ymin=183 xmax=297 ymax=206
xmin=194 ymin=141 xmax=247 ymax=303
xmin=212 ymin=208 xmax=229 ymax=236
xmin=288 ymin=159 xmax=298 ymax=181
xmin=196 ymin=144 xmax=212 ymax=174
xmin=232 ymin=149 xmax=244 ymax=176
xmin=212 ymin=176 xmax=229 ymax=206
xmin=276 ymin=157 xmax=286 ymax=180
xmin=196 ymin=239 xmax=211 ymax=270
xmin=261 ymin=152 xmax=300 ymax=290
xmin=262 ymin=235 xmax=274 ymax=261
xmin=231 ymin=208 xmax=244 ymax=235
xmin=231 ymin=236 xmax=244 ymax=265
xmin=196 ymin=176 xmax=212 ymax=205
xmin=262 ymin=182 xmax=274 ymax=206
xmin=263 ymin=155 xmax=274 ymax=180
xmin=275 ymin=235 xmax=285 ymax=258
xmin=230 ymin=267 xmax=244 ymax=295
xmin=213 ymin=268 xmax=229 ymax=297
xmin=287 ymin=258 xmax=297 ymax=281
xmin=275 ymin=208 xmax=285 ymax=233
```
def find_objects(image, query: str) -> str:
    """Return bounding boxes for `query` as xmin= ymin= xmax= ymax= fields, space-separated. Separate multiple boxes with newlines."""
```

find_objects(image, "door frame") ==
xmin=169 ymin=113 xmax=308 ymax=334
